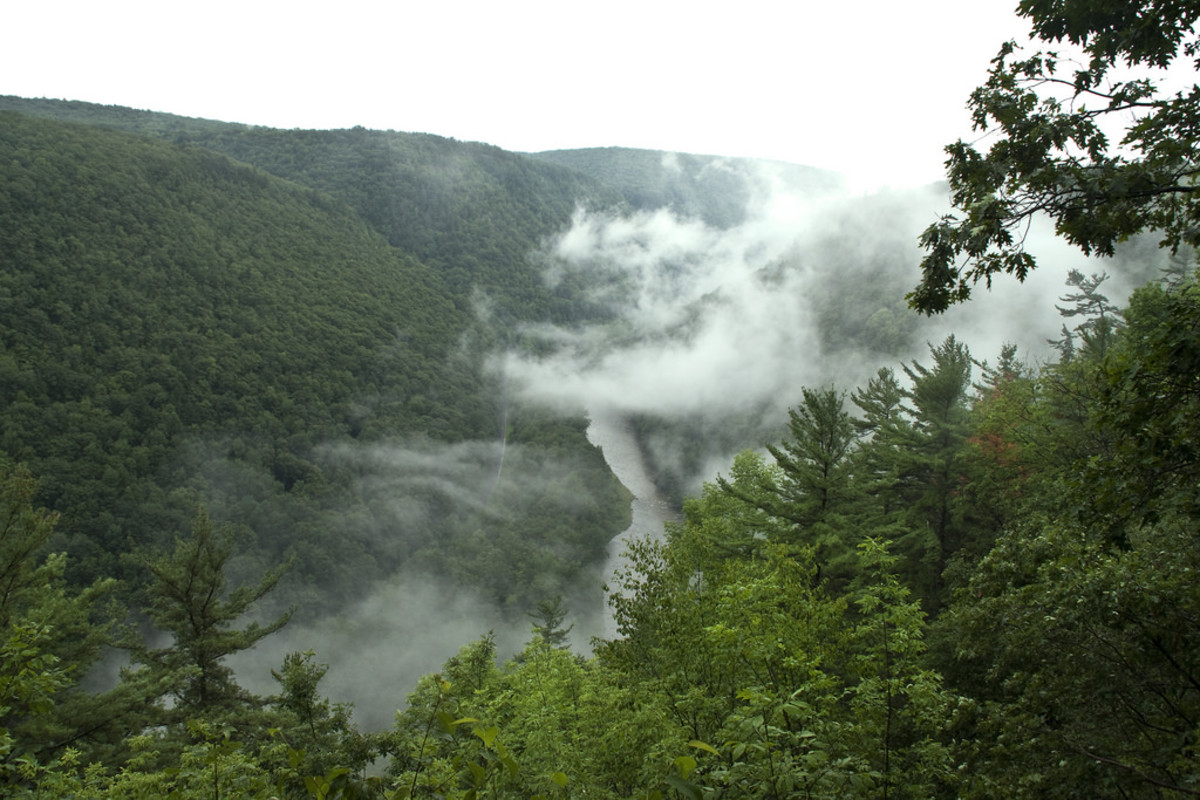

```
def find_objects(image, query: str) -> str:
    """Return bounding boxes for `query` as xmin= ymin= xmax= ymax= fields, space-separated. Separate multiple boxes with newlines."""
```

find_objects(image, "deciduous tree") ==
xmin=909 ymin=0 xmax=1200 ymax=314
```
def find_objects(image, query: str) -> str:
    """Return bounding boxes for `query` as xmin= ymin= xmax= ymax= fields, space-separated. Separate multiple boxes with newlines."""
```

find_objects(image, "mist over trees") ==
xmin=7 ymin=268 xmax=1197 ymax=796
xmin=0 ymin=109 xmax=630 ymax=616
xmin=2 ymin=0 xmax=1200 ymax=792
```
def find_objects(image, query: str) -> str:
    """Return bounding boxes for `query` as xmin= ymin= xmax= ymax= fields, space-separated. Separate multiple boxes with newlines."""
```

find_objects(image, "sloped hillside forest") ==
xmin=3 ymin=1 xmax=1200 ymax=797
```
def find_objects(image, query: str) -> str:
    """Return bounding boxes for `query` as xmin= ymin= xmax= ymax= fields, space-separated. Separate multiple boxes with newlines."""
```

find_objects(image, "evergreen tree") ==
xmin=127 ymin=507 xmax=293 ymax=720
xmin=718 ymin=387 xmax=858 ymax=586
xmin=528 ymin=595 xmax=573 ymax=650
xmin=849 ymin=368 xmax=911 ymax=525
xmin=1055 ymin=269 xmax=1120 ymax=361
xmin=763 ymin=387 xmax=856 ymax=530
xmin=0 ymin=463 xmax=129 ymax=774
xmin=898 ymin=335 xmax=974 ymax=603
xmin=266 ymin=650 xmax=379 ymax=797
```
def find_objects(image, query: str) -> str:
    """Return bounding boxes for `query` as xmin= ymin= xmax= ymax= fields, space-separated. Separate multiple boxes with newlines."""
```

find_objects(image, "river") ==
xmin=584 ymin=408 xmax=679 ymax=640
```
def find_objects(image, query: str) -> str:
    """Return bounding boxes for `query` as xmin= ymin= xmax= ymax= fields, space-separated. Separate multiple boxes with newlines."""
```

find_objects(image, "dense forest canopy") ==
xmin=0 ymin=109 xmax=630 ymax=614
xmin=0 ymin=94 xmax=622 ymax=322
xmin=6 ymin=267 xmax=1197 ymax=797
xmin=2 ymin=0 xmax=1200 ymax=792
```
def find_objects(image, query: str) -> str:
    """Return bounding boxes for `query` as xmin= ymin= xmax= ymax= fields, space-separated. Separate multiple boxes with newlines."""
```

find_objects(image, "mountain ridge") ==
xmin=0 ymin=107 xmax=631 ymax=611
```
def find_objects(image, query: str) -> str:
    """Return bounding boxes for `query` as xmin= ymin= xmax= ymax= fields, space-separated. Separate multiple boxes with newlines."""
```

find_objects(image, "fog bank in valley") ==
xmin=237 ymin=162 xmax=1134 ymax=730
xmin=231 ymin=569 xmax=531 ymax=732
xmin=506 ymin=167 xmax=1114 ymax=499
xmin=230 ymin=436 xmax=613 ymax=730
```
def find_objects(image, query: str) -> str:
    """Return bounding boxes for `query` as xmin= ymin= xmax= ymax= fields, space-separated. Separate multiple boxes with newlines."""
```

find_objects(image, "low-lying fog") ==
xmin=233 ymin=161 xmax=1138 ymax=730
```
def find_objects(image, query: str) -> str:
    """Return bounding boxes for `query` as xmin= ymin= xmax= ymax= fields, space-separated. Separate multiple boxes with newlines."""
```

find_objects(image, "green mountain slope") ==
xmin=0 ymin=96 xmax=623 ymax=322
xmin=172 ymin=128 xmax=620 ymax=307
xmin=0 ymin=111 xmax=628 ymax=609
xmin=0 ymin=96 xmax=873 ymax=613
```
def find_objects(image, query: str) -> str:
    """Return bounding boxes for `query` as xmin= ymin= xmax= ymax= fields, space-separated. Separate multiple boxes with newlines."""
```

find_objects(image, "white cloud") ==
xmin=509 ymin=171 xmax=1119 ymax=432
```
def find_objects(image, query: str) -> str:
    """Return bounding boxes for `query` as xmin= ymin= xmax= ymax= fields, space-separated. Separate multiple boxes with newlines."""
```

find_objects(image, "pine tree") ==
xmin=717 ymin=387 xmax=858 ymax=584
xmin=849 ymin=367 xmax=911 ymax=523
xmin=1054 ymin=270 xmax=1120 ymax=361
xmin=849 ymin=338 xmax=974 ymax=605
xmin=764 ymin=387 xmax=856 ymax=529
xmin=528 ymin=596 xmax=574 ymax=650
xmin=128 ymin=507 xmax=293 ymax=720
xmin=900 ymin=335 xmax=973 ymax=567
xmin=0 ymin=463 xmax=127 ymax=771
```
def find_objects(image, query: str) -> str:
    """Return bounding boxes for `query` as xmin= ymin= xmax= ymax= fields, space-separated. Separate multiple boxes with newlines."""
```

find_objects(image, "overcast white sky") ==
xmin=4 ymin=0 xmax=1031 ymax=190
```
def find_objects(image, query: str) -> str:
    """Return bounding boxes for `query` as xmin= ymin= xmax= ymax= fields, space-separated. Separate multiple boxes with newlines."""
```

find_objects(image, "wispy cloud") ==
xmin=507 ymin=172 xmax=1112 ymax=493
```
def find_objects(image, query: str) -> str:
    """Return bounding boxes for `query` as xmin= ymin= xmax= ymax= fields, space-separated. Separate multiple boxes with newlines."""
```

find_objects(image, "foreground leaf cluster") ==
xmin=910 ymin=0 xmax=1200 ymax=313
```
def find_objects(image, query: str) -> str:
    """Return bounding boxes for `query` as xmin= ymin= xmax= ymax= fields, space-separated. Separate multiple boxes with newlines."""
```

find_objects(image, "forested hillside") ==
xmin=0 ymin=95 xmax=922 ymax=554
xmin=4 ymin=267 xmax=1197 ymax=798
xmin=0 ymin=111 xmax=629 ymax=610
xmin=0 ymin=95 xmax=622 ymax=320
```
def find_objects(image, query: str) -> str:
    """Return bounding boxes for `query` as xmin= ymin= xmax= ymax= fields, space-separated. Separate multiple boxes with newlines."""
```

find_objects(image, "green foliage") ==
xmin=760 ymin=387 xmax=856 ymax=530
xmin=895 ymin=336 xmax=975 ymax=594
xmin=0 ymin=110 xmax=475 ymax=586
xmin=266 ymin=650 xmax=381 ymax=798
xmin=944 ymin=516 xmax=1200 ymax=798
xmin=930 ymin=273 xmax=1200 ymax=797
xmin=0 ymin=109 xmax=632 ymax=617
xmin=8 ymin=53 xmax=1200 ymax=797
xmin=0 ymin=97 xmax=621 ymax=324
xmin=0 ymin=463 xmax=128 ymax=775
xmin=600 ymin=470 xmax=961 ymax=798
xmin=0 ymin=97 xmax=939 ymax=621
xmin=127 ymin=507 xmax=292 ymax=720
xmin=708 ymin=341 xmax=982 ymax=607
xmin=835 ymin=337 xmax=983 ymax=606
xmin=387 ymin=638 xmax=522 ymax=800
xmin=910 ymin=0 xmax=1200 ymax=313
xmin=1090 ymin=275 xmax=1200 ymax=525
xmin=843 ymin=540 xmax=954 ymax=798
xmin=595 ymin=273 xmax=1200 ymax=797
xmin=7 ymin=267 xmax=1198 ymax=799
